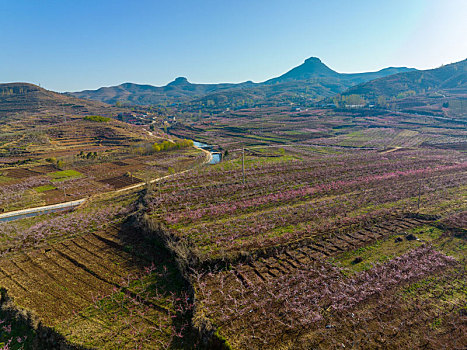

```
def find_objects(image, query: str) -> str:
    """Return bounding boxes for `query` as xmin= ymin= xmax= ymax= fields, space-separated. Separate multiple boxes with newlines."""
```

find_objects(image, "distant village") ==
xmin=116 ymin=111 xmax=176 ymax=126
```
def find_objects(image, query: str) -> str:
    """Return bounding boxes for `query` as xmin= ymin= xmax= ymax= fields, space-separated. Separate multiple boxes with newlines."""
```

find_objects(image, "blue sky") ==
xmin=1 ymin=0 xmax=466 ymax=91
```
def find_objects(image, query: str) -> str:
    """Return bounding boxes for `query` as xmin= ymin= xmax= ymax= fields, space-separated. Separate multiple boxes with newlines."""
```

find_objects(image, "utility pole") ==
xmin=417 ymin=179 xmax=422 ymax=211
xmin=242 ymin=147 xmax=245 ymax=185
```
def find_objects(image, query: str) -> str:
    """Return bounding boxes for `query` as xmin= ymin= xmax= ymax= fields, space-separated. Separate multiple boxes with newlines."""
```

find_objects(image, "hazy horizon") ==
xmin=1 ymin=0 xmax=466 ymax=92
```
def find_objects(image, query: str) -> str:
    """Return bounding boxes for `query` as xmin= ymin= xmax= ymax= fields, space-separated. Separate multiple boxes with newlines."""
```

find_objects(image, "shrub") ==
xmin=152 ymin=139 xmax=194 ymax=152
xmin=84 ymin=115 xmax=110 ymax=122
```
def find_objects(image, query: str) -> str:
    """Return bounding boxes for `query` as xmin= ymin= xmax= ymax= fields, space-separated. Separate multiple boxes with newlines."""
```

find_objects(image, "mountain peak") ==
xmin=304 ymin=57 xmax=322 ymax=64
xmin=266 ymin=56 xmax=339 ymax=83
xmin=168 ymin=77 xmax=190 ymax=86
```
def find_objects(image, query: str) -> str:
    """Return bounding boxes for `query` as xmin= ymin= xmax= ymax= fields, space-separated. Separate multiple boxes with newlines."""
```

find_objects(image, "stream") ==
xmin=193 ymin=141 xmax=222 ymax=164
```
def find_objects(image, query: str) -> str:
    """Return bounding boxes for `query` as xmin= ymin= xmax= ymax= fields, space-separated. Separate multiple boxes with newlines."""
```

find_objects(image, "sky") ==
xmin=1 ymin=0 xmax=466 ymax=92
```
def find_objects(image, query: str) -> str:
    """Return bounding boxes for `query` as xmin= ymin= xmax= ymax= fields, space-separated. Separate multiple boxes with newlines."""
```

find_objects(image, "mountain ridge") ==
xmin=0 ymin=82 xmax=116 ymax=117
xmin=341 ymin=58 xmax=467 ymax=100
xmin=68 ymin=57 xmax=415 ymax=106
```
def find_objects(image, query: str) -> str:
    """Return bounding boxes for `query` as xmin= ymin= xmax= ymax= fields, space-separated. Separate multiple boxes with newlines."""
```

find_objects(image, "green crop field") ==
xmin=47 ymin=169 xmax=82 ymax=180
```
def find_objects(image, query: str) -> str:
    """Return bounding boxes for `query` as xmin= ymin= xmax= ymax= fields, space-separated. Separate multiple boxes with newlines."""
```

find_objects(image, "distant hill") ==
xmin=71 ymin=78 xmax=255 ymax=106
xmin=265 ymin=57 xmax=413 ymax=85
xmin=0 ymin=83 xmax=116 ymax=118
xmin=342 ymin=59 xmax=467 ymax=101
xmin=69 ymin=57 xmax=415 ymax=107
xmin=267 ymin=57 xmax=340 ymax=81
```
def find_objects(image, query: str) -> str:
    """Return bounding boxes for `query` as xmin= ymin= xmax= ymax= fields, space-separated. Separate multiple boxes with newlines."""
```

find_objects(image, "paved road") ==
xmin=0 ymin=199 xmax=86 ymax=222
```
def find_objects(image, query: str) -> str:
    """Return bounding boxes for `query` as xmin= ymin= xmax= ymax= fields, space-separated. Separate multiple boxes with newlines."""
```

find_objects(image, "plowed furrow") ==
xmin=233 ymin=270 xmax=251 ymax=287
xmin=282 ymin=252 xmax=300 ymax=268
xmin=11 ymin=258 xmax=79 ymax=306
xmin=236 ymin=266 xmax=262 ymax=284
xmin=0 ymin=266 xmax=28 ymax=292
xmin=266 ymin=262 xmax=286 ymax=275
xmin=298 ymin=247 xmax=322 ymax=260
xmin=345 ymin=232 xmax=370 ymax=242
xmin=7 ymin=260 xmax=76 ymax=319
xmin=308 ymin=243 xmax=331 ymax=255
xmin=44 ymin=249 xmax=111 ymax=296
xmin=79 ymin=233 xmax=141 ymax=265
xmin=53 ymin=248 xmax=116 ymax=289
xmin=248 ymin=263 xmax=267 ymax=281
xmin=322 ymin=241 xmax=345 ymax=252
xmin=25 ymin=251 xmax=97 ymax=304
xmin=58 ymin=242 xmax=127 ymax=283
xmin=90 ymin=231 xmax=128 ymax=253
xmin=20 ymin=253 xmax=89 ymax=306
xmin=40 ymin=251 xmax=105 ymax=301
xmin=362 ymin=228 xmax=385 ymax=238
xmin=71 ymin=237 xmax=139 ymax=274
xmin=333 ymin=235 xmax=355 ymax=247
xmin=276 ymin=256 xmax=295 ymax=271
xmin=289 ymin=251 xmax=312 ymax=265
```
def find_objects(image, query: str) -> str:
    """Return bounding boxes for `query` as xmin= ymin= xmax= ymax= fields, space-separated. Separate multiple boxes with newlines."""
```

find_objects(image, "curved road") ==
xmin=0 ymin=145 xmax=213 ymax=222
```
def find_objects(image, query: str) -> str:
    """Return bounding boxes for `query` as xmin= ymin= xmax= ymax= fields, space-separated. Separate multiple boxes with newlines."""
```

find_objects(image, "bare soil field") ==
xmin=98 ymin=175 xmax=142 ymax=189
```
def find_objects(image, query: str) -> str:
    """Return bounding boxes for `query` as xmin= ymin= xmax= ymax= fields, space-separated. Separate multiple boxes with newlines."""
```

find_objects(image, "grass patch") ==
xmin=436 ymin=236 xmax=466 ymax=261
xmin=84 ymin=115 xmax=110 ymax=122
xmin=34 ymin=184 xmax=57 ymax=193
xmin=332 ymin=225 xmax=444 ymax=273
xmin=0 ymin=175 xmax=13 ymax=184
xmin=47 ymin=169 xmax=82 ymax=180
xmin=401 ymin=270 xmax=466 ymax=310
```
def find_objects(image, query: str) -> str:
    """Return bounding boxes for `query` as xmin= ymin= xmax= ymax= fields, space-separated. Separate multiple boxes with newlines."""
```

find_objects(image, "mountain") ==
xmin=72 ymin=79 xmax=255 ymax=106
xmin=267 ymin=57 xmax=340 ymax=82
xmin=342 ymin=59 xmax=467 ymax=100
xmin=266 ymin=57 xmax=414 ymax=85
xmin=69 ymin=57 xmax=415 ymax=107
xmin=0 ymin=83 xmax=116 ymax=118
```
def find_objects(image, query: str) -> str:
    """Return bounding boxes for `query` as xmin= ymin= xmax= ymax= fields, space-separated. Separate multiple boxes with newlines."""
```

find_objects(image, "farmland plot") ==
xmin=146 ymin=147 xmax=466 ymax=260
xmin=0 ymin=193 xmax=196 ymax=349
xmin=141 ymin=146 xmax=466 ymax=348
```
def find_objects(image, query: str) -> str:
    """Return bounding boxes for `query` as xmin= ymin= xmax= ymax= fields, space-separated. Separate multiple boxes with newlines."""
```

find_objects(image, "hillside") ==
xmin=342 ymin=59 xmax=467 ymax=100
xmin=69 ymin=57 xmax=414 ymax=107
xmin=0 ymin=82 xmax=117 ymax=117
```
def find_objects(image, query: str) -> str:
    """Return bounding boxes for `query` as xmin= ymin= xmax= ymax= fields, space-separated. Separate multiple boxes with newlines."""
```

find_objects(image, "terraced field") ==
xmin=0 ymin=144 xmax=465 ymax=349
xmin=0 ymin=226 xmax=143 ymax=325
xmin=232 ymin=216 xmax=434 ymax=285
xmin=146 ymin=147 xmax=466 ymax=260
xmin=0 ymin=191 xmax=196 ymax=349
xmin=140 ymin=146 xmax=466 ymax=349
xmin=170 ymin=105 xmax=467 ymax=150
